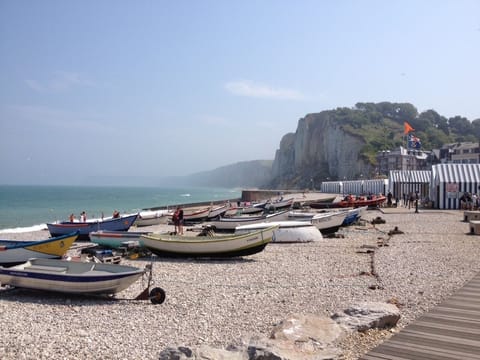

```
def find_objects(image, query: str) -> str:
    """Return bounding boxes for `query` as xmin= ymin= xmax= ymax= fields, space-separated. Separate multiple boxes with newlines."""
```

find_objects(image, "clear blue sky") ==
xmin=1 ymin=0 xmax=479 ymax=185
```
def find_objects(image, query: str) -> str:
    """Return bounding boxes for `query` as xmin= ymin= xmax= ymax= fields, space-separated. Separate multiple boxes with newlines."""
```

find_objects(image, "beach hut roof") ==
xmin=432 ymin=164 xmax=480 ymax=184
xmin=389 ymin=170 xmax=431 ymax=183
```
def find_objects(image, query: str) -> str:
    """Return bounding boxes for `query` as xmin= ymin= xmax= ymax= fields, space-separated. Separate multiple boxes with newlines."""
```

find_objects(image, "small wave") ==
xmin=0 ymin=223 xmax=48 ymax=234
xmin=180 ymin=193 xmax=191 ymax=197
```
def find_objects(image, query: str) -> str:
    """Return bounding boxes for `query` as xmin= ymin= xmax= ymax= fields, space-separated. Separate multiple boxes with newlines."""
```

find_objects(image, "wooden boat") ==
xmin=208 ymin=210 xmax=290 ymax=232
xmin=0 ymin=232 xmax=79 ymax=267
xmin=207 ymin=203 xmax=230 ymax=219
xmin=0 ymin=258 xmax=145 ymax=295
xmin=302 ymin=196 xmax=337 ymax=207
xmin=306 ymin=201 xmax=343 ymax=209
xmin=310 ymin=211 xmax=347 ymax=234
xmin=224 ymin=204 xmax=264 ymax=216
xmin=235 ymin=221 xmax=323 ymax=243
xmin=289 ymin=210 xmax=346 ymax=234
xmin=264 ymin=197 xmax=295 ymax=211
xmin=223 ymin=206 xmax=241 ymax=217
xmin=46 ymin=214 xmax=139 ymax=240
xmin=181 ymin=207 xmax=211 ymax=223
xmin=341 ymin=206 xmax=367 ymax=226
xmin=135 ymin=210 xmax=171 ymax=227
xmin=89 ymin=230 xmax=153 ymax=249
xmin=141 ymin=225 xmax=278 ymax=258
xmin=239 ymin=205 xmax=265 ymax=215
xmin=223 ymin=201 xmax=267 ymax=217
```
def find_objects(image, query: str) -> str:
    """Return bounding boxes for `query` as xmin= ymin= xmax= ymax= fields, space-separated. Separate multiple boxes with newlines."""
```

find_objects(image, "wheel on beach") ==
xmin=149 ymin=287 xmax=166 ymax=304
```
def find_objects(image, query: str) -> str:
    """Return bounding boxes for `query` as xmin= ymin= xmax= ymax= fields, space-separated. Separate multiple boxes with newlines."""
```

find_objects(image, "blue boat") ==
xmin=341 ymin=206 xmax=367 ymax=226
xmin=46 ymin=214 xmax=138 ymax=240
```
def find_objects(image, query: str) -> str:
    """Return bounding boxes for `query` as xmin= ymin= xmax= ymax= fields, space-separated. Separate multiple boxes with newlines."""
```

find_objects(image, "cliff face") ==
xmin=270 ymin=112 xmax=370 ymax=188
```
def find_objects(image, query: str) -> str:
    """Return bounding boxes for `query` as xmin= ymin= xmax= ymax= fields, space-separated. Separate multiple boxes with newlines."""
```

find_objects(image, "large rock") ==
xmin=331 ymin=301 xmax=400 ymax=332
xmin=158 ymin=304 xmax=399 ymax=359
xmin=270 ymin=313 xmax=343 ymax=345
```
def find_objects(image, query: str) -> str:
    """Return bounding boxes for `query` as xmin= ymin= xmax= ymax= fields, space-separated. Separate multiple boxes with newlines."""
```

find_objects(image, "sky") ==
xmin=1 ymin=0 xmax=479 ymax=185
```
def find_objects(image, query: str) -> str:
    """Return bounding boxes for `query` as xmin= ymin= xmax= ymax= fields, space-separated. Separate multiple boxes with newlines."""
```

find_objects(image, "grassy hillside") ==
xmin=329 ymin=102 xmax=480 ymax=164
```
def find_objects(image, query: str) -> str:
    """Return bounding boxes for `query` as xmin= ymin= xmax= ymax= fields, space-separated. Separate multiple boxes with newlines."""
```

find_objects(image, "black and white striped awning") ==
xmin=432 ymin=164 xmax=480 ymax=183
xmin=389 ymin=170 xmax=431 ymax=183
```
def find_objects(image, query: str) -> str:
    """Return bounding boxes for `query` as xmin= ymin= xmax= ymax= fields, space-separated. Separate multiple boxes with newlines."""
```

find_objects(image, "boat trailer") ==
xmin=134 ymin=262 xmax=166 ymax=305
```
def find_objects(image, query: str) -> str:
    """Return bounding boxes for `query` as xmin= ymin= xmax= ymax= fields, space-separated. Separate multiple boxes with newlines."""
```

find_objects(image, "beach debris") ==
xmin=197 ymin=225 xmax=216 ymax=237
xmin=387 ymin=226 xmax=404 ymax=235
xmin=371 ymin=216 xmax=386 ymax=224
xmin=387 ymin=297 xmax=404 ymax=308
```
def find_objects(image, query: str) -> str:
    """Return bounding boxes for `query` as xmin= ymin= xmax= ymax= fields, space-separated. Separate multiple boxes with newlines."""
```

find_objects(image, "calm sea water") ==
xmin=0 ymin=185 xmax=241 ymax=233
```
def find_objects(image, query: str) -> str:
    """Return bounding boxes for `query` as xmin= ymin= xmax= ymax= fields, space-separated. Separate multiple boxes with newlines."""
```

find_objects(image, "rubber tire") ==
xmin=150 ymin=287 xmax=166 ymax=304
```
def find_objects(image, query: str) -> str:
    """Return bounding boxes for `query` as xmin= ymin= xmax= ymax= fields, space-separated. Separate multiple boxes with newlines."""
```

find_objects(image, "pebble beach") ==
xmin=1 ymin=206 xmax=480 ymax=359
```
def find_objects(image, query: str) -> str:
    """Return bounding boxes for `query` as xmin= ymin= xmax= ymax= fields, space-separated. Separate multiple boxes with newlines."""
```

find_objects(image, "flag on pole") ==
xmin=408 ymin=134 xmax=422 ymax=149
xmin=404 ymin=121 xmax=414 ymax=134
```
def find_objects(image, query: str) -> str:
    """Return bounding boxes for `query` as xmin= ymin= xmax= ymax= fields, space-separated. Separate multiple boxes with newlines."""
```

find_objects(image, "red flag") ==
xmin=404 ymin=121 xmax=414 ymax=134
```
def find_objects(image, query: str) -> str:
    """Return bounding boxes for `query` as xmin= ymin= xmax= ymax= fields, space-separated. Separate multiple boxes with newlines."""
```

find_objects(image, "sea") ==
xmin=0 ymin=185 xmax=241 ymax=233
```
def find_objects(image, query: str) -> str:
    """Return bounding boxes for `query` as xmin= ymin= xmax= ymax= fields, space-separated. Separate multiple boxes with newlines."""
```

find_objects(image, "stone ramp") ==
xmin=359 ymin=272 xmax=480 ymax=360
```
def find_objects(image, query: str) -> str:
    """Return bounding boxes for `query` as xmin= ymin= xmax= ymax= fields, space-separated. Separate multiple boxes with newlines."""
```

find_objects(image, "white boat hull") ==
xmin=235 ymin=221 xmax=322 ymax=243
xmin=135 ymin=210 xmax=171 ymax=227
xmin=209 ymin=210 xmax=290 ymax=231
xmin=0 ymin=258 xmax=145 ymax=295
xmin=310 ymin=212 xmax=347 ymax=234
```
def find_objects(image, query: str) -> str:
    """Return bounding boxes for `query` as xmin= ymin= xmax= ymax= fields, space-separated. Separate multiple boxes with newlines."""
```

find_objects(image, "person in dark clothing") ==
xmin=387 ymin=191 xmax=393 ymax=207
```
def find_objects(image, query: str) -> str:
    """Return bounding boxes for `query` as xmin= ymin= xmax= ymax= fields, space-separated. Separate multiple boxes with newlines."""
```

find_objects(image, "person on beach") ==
xmin=69 ymin=213 xmax=75 ymax=222
xmin=172 ymin=206 xmax=184 ymax=235
xmin=387 ymin=191 xmax=393 ymax=207
xmin=80 ymin=211 xmax=87 ymax=222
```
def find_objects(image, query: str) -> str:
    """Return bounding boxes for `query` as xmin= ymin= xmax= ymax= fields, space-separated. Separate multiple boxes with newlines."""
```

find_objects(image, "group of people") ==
xmin=401 ymin=192 xmax=420 ymax=209
xmin=460 ymin=192 xmax=479 ymax=210
xmin=68 ymin=206 xmax=185 ymax=235
xmin=68 ymin=210 xmax=120 ymax=222
xmin=69 ymin=211 xmax=87 ymax=222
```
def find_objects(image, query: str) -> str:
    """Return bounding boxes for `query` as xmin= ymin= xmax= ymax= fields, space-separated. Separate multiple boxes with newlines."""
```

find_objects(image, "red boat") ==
xmin=334 ymin=194 xmax=386 ymax=208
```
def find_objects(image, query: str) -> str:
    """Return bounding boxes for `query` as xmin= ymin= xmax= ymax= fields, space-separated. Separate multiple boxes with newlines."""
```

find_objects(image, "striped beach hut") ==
xmin=389 ymin=170 xmax=431 ymax=201
xmin=430 ymin=164 xmax=480 ymax=209
xmin=321 ymin=179 xmax=388 ymax=196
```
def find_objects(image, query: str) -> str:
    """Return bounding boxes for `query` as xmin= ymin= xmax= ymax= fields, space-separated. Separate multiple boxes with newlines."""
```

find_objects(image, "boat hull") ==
xmin=0 ymin=258 xmax=144 ymax=295
xmin=310 ymin=212 xmax=347 ymax=234
xmin=135 ymin=210 xmax=170 ymax=227
xmin=235 ymin=221 xmax=322 ymax=243
xmin=89 ymin=230 xmax=151 ymax=249
xmin=47 ymin=214 xmax=138 ymax=240
xmin=209 ymin=210 xmax=290 ymax=231
xmin=141 ymin=225 xmax=277 ymax=258
xmin=0 ymin=232 xmax=79 ymax=267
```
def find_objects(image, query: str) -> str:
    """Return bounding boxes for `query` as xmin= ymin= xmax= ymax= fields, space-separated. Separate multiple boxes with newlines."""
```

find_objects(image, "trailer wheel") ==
xmin=150 ymin=287 xmax=166 ymax=304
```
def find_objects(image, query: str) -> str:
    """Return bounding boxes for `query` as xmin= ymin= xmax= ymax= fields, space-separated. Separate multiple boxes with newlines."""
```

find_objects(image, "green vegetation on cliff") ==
xmin=329 ymin=102 xmax=480 ymax=164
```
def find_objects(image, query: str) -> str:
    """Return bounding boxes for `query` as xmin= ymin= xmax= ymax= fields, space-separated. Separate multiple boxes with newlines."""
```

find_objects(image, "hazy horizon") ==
xmin=1 ymin=1 xmax=479 ymax=185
